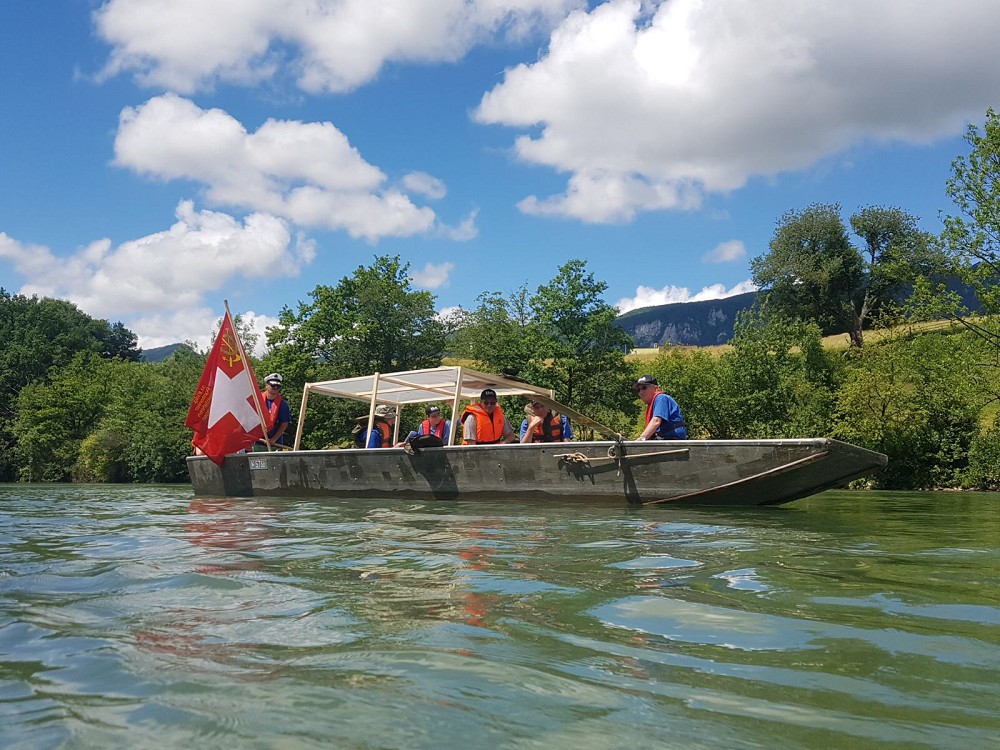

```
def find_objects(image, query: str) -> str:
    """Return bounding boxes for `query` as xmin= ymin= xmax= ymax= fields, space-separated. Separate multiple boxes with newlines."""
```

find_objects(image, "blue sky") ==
xmin=1 ymin=0 xmax=997 ymax=352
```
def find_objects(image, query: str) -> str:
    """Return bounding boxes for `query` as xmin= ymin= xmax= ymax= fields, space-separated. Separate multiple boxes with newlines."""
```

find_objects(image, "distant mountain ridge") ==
xmin=615 ymin=272 xmax=985 ymax=348
xmin=615 ymin=292 xmax=757 ymax=348
xmin=140 ymin=343 xmax=190 ymax=363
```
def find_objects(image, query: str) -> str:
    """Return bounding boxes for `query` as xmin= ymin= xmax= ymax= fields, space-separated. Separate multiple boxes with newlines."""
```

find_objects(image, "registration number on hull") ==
xmin=249 ymin=458 xmax=268 ymax=470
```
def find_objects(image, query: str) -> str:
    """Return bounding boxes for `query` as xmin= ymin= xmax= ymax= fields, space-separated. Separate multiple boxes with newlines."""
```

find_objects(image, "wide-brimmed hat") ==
xmin=374 ymin=404 xmax=397 ymax=418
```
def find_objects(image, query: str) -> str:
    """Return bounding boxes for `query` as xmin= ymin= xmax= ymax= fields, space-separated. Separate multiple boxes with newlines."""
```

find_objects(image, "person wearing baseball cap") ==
xmin=402 ymin=404 xmax=451 ymax=442
xmin=398 ymin=404 xmax=452 ymax=453
xmin=634 ymin=375 xmax=687 ymax=440
xmin=461 ymin=388 xmax=516 ymax=445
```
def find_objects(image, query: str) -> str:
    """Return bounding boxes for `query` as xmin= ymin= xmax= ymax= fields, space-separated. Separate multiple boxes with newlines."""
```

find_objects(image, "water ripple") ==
xmin=1 ymin=486 xmax=998 ymax=748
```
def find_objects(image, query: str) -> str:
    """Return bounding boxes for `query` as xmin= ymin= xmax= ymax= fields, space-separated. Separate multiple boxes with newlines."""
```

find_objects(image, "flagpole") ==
xmin=224 ymin=299 xmax=273 ymax=452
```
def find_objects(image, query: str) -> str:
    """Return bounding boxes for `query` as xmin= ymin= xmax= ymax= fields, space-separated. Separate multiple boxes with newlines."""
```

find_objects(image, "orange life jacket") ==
xmin=420 ymin=418 xmax=447 ymax=439
xmin=461 ymin=403 xmax=508 ymax=444
xmin=259 ymin=390 xmax=279 ymax=431
xmin=528 ymin=412 xmax=564 ymax=442
xmin=353 ymin=418 xmax=392 ymax=448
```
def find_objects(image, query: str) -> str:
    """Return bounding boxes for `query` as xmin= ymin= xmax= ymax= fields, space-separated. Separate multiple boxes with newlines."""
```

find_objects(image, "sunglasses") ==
xmin=637 ymin=385 xmax=650 ymax=390
xmin=268 ymin=383 xmax=282 ymax=389
xmin=481 ymin=399 xmax=497 ymax=405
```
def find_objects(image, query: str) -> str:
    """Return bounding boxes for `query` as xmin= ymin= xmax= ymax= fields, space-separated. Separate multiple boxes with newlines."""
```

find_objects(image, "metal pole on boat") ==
xmin=367 ymin=372 xmax=381 ymax=445
xmin=449 ymin=366 xmax=463 ymax=445
xmin=292 ymin=384 xmax=310 ymax=451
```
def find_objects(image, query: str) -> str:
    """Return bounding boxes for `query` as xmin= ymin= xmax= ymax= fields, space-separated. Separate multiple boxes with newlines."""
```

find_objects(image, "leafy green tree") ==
xmin=0 ymin=291 xmax=141 ymax=480
xmin=650 ymin=308 xmax=838 ymax=439
xmin=645 ymin=347 xmax=724 ymax=439
xmin=752 ymin=203 xmax=928 ymax=347
xmin=268 ymin=255 xmax=445 ymax=377
xmin=13 ymin=351 xmax=199 ymax=483
xmin=965 ymin=426 xmax=1000 ymax=490
xmin=13 ymin=354 xmax=104 ymax=481
xmin=452 ymin=287 xmax=543 ymax=374
xmin=832 ymin=329 xmax=981 ymax=489
xmin=905 ymin=109 xmax=1000 ymax=431
xmin=265 ymin=255 xmax=446 ymax=449
xmin=451 ymin=260 xmax=634 ymax=434
xmin=942 ymin=108 xmax=1000 ymax=315
xmin=530 ymin=260 xmax=635 ymax=418
xmin=91 ymin=354 xmax=199 ymax=482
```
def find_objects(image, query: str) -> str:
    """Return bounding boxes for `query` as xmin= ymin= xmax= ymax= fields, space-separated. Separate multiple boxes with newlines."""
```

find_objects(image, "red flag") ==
xmin=185 ymin=311 xmax=269 ymax=465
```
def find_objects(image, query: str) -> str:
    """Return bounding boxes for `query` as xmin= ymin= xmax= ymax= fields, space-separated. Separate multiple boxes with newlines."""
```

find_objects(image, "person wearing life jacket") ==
xmin=261 ymin=373 xmax=292 ymax=447
xmin=461 ymin=388 xmax=516 ymax=445
xmin=634 ymin=374 xmax=687 ymax=440
xmin=519 ymin=400 xmax=573 ymax=443
xmin=402 ymin=404 xmax=451 ymax=444
xmin=355 ymin=404 xmax=396 ymax=448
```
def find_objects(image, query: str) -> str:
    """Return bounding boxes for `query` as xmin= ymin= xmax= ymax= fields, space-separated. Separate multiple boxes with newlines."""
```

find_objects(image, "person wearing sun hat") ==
xmin=519 ymin=400 xmax=573 ymax=443
xmin=353 ymin=404 xmax=397 ymax=448
xmin=261 ymin=373 xmax=291 ymax=447
xmin=634 ymin=374 xmax=687 ymax=440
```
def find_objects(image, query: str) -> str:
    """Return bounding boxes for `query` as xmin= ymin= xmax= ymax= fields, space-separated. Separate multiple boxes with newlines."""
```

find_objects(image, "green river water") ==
xmin=1 ymin=485 xmax=998 ymax=749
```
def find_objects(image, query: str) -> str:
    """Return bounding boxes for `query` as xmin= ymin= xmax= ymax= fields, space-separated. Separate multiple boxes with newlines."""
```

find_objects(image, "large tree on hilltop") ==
xmin=751 ymin=203 xmax=930 ymax=348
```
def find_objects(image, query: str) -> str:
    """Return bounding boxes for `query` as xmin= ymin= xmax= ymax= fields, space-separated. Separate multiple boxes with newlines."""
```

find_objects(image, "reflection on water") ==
xmin=1 ymin=485 xmax=998 ymax=749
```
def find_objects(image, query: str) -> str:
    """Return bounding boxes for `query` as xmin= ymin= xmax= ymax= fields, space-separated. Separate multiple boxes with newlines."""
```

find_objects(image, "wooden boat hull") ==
xmin=186 ymin=438 xmax=887 ymax=506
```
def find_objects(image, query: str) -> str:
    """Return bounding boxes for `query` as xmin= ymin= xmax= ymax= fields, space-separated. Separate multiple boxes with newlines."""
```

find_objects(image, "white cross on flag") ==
xmin=185 ymin=311 xmax=271 ymax=465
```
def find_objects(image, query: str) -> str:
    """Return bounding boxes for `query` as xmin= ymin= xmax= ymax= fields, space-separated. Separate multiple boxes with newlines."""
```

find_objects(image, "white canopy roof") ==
xmin=303 ymin=366 xmax=554 ymax=405
xmin=292 ymin=366 xmax=556 ymax=448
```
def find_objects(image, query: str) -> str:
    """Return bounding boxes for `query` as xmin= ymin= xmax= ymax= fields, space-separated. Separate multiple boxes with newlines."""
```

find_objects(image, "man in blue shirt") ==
xmin=402 ymin=404 xmax=451 ymax=445
xmin=262 ymin=373 xmax=292 ymax=447
xmin=634 ymin=374 xmax=687 ymax=440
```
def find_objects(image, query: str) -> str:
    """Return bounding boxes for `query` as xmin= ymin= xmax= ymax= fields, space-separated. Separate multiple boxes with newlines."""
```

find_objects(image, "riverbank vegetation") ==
xmin=3 ymin=109 xmax=999 ymax=491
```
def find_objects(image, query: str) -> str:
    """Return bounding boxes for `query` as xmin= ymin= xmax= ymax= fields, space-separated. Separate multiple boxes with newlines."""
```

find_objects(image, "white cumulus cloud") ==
xmin=436 ymin=208 xmax=480 ymax=241
xmin=476 ymin=0 xmax=1000 ymax=222
xmin=95 ymin=0 xmax=584 ymax=94
xmin=402 ymin=172 xmax=447 ymax=200
xmin=114 ymin=94 xmax=438 ymax=242
xmin=411 ymin=261 xmax=455 ymax=289
xmin=0 ymin=203 xmax=309 ymax=350
xmin=616 ymin=279 xmax=756 ymax=313
xmin=133 ymin=307 xmax=282 ymax=357
xmin=702 ymin=240 xmax=746 ymax=263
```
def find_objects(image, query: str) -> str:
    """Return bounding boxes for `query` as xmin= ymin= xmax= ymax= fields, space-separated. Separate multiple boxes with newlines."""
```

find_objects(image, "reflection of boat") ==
xmin=187 ymin=366 xmax=887 ymax=507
